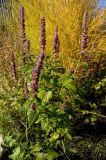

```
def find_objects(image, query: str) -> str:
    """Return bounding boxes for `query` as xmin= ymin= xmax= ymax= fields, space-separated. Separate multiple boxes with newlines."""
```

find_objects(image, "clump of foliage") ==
xmin=0 ymin=55 xmax=76 ymax=160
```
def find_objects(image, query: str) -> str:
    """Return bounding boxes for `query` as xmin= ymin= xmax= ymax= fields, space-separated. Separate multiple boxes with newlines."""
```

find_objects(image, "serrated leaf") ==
xmin=62 ymin=79 xmax=76 ymax=92
xmin=38 ymin=90 xmax=52 ymax=104
xmin=9 ymin=147 xmax=20 ymax=159
xmin=66 ymin=133 xmax=73 ymax=140
xmin=31 ymin=143 xmax=42 ymax=152
xmin=38 ymin=90 xmax=46 ymax=100
xmin=41 ymin=118 xmax=48 ymax=130
xmin=52 ymin=132 xmax=59 ymax=140
xmin=36 ymin=152 xmax=44 ymax=160
xmin=42 ymin=91 xmax=52 ymax=104
xmin=45 ymin=150 xmax=59 ymax=160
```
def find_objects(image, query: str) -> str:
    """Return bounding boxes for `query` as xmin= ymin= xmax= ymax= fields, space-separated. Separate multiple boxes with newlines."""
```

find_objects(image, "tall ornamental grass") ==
xmin=10 ymin=0 xmax=106 ymax=70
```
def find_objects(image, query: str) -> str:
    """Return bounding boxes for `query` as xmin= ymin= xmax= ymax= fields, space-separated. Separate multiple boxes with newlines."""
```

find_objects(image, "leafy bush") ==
xmin=0 ymin=55 xmax=77 ymax=159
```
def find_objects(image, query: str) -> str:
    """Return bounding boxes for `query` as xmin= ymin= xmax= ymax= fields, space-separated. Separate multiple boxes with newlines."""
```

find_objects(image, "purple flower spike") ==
xmin=53 ymin=26 xmax=60 ymax=57
xmin=31 ymin=53 xmax=45 ymax=98
xmin=24 ymin=81 xmax=29 ymax=98
xmin=10 ymin=52 xmax=17 ymax=81
xmin=81 ymin=12 xmax=88 ymax=53
xmin=19 ymin=6 xmax=26 ymax=42
xmin=40 ymin=17 xmax=46 ymax=53
xmin=25 ymin=39 xmax=30 ymax=52
xmin=86 ymin=43 xmax=94 ymax=63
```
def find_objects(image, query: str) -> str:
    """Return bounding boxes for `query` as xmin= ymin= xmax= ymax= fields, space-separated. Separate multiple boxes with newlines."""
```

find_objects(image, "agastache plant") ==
xmin=31 ymin=17 xmax=46 ymax=99
xmin=10 ymin=52 xmax=17 ymax=81
xmin=53 ymin=26 xmax=60 ymax=57
xmin=24 ymin=81 xmax=29 ymax=98
xmin=19 ymin=6 xmax=26 ymax=65
xmin=86 ymin=43 xmax=94 ymax=63
xmin=19 ymin=7 xmax=29 ymax=97
xmin=81 ymin=12 xmax=88 ymax=54
xmin=19 ymin=6 xmax=26 ymax=42
xmin=40 ymin=17 xmax=46 ymax=53
xmin=31 ymin=53 xmax=45 ymax=98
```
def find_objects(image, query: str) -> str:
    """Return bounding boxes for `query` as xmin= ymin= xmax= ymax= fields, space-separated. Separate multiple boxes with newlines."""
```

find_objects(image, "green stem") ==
xmin=61 ymin=139 xmax=70 ymax=160
xmin=25 ymin=111 xmax=28 ymax=145
xmin=74 ymin=54 xmax=82 ymax=74
xmin=82 ymin=110 xmax=106 ymax=118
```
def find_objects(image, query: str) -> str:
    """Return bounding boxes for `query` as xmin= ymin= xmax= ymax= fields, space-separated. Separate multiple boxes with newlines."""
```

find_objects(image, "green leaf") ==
xmin=9 ymin=139 xmax=16 ymax=148
xmin=66 ymin=133 xmax=73 ymax=140
xmin=91 ymin=116 xmax=97 ymax=122
xmin=50 ymin=132 xmax=59 ymax=142
xmin=70 ymin=148 xmax=77 ymax=154
xmin=69 ymin=84 xmax=76 ymax=92
xmin=42 ymin=91 xmax=52 ymax=104
xmin=31 ymin=143 xmax=42 ymax=152
xmin=9 ymin=147 xmax=20 ymax=159
xmin=38 ymin=90 xmax=52 ymax=104
xmin=90 ymin=103 xmax=97 ymax=109
xmin=38 ymin=90 xmax=46 ymax=100
xmin=36 ymin=152 xmax=44 ymax=160
xmin=35 ymin=115 xmax=45 ymax=124
xmin=41 ymin=118 xmax=48 ymax=130
xmin=45 ymin=150 xmax=59 ymax=160
xmin=62 ymin=79 xmax=76 ymax=92
xmin=53 ymin=132 xmax=59 ymax=139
